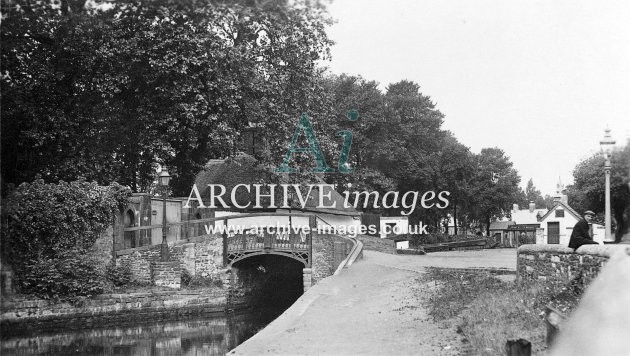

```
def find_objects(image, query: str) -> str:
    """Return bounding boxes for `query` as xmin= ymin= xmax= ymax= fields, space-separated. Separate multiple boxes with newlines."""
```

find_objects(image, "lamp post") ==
xmin=158 ymin=166 xmax=171 ymax=261
xmin=600 ymin=129 xmax=615 ymax=242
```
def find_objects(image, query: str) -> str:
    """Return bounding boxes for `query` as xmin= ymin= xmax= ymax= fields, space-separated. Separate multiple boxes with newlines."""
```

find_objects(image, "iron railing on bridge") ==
xmin=120 ymin=213 xmax=318 ymax=267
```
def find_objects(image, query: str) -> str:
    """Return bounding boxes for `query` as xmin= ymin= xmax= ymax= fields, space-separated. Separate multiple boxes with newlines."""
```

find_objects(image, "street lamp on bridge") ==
xmin=158 ymin=166 xmax=172 ymax=261
xmin=600 ymin=128 xmax=615 ymax=242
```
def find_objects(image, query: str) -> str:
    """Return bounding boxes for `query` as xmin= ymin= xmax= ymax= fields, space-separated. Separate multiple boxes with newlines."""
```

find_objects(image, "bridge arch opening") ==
xmin=232 ymin=253 xmax=305 ymax=309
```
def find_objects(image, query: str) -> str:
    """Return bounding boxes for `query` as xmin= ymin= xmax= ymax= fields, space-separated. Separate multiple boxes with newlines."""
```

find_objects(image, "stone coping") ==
xmin=1 ymin=289 xmax=224 ymax=307
xmin=518 ymin=243 xmax=630 ymax=258
xmin=116 ymin=239 xmax=196 ymax=256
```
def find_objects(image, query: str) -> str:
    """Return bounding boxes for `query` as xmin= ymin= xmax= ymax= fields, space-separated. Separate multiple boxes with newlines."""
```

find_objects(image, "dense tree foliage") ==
xmin=1 ymin=0 xmax=333 ymax=195
xmin=524 ymin=178 xmax=554 ymax=209
xmin=566 ymin=142 xmax=630 ymax=241
xmin=315 ymin=75 xmax=523 ymax=232
xmin=2 ymin=1 xmax=526 ymax=235
xmin=465 ymin=148 xmax=523 ymax=235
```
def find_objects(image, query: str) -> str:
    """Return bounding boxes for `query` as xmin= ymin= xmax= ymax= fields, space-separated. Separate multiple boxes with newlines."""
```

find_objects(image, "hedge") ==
xmin=2 ymin=179 xmax=130 ymax=300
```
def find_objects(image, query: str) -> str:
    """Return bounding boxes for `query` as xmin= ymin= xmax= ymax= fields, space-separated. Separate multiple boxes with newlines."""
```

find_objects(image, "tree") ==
xmin=369 ymin=80 xmax=450 ymax=227
xmin=1 ymin=0 xmax=334 ymax=195
xmin=414 ymin=134 xmax=475 ymax=232
xmin=566 ymin=142 xmax=630 ymax=241
xmin=525 ymin=178 xmax=550 ymax=209
xmin=466 ymin=148 xmax=523 ymax=235
xmin=317 ymin=78 xmax=474 ymax=230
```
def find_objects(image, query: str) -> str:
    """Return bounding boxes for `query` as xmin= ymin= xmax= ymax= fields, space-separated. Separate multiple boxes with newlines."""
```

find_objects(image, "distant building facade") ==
xmin=492 ymin=179 xmax=605 ymax=247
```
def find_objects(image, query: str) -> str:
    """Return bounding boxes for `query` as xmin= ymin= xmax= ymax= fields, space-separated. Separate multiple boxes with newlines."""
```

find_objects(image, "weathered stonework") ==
xmin=151 ymin=261 xmax=181 ymax=289
xmin=0 ymin=289 xmax=228 ymax=335
xmin=116 ymin=236 xmax=225 ymax=287
xmin=356 ymin=234 xmax=395 ymax=254
xmin=312 ymin=234 xmax=334 ymax=283
xmin=310 ymin=234 xmax=355 ymax=283
xmin=191 ymin=235 xmax=224 ymax=278
xmin=117 ymin=232 xmax=355 ymax=290
xmin=517 ymin=244 xmax=629 ymax=290
xmin=303 ymin=268 xmax=313 ymax=291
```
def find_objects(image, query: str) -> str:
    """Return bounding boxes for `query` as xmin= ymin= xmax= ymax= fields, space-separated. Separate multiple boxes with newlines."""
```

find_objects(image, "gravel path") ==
xmin=229 ymin=249 xmax=516 ymax=356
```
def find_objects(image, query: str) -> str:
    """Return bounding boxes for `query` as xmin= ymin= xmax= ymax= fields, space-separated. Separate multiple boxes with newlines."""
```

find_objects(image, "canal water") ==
xmin=0 ymin=307 xmax=285 ymax=355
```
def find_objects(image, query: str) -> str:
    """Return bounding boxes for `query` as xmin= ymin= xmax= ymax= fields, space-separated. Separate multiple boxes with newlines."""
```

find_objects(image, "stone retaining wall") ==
xmin=517 ymin=244 xmax=629 ymax=290
xmin=0 ymin=289 xmax=230 ymax=336
xmin=152 ymin=261 xmax=182 ymax=289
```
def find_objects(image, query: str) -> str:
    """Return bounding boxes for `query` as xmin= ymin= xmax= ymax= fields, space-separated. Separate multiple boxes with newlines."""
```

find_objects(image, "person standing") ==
xmin=568 ymin=210 xmax=599 ymax=249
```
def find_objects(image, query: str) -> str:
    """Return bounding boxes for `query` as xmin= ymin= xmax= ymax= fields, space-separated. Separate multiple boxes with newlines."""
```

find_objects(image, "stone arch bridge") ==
xmin=115 ymin=213 xmax=360 ymax=295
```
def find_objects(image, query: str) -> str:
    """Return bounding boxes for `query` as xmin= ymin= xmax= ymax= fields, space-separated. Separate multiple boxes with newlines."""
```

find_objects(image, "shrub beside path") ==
xmin=229 ymin=249 xmax=516 ymax=356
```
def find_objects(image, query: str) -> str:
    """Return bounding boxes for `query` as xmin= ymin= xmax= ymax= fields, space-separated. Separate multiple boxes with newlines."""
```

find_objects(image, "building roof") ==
xmin=384 ymin=235 xmax=410 ymax=242
xmin=381 ymin=216 xmax=409 ymax=221
xmin=538 ymin=201 xmax=581 ymax=221
xmin=489 ymin=221 xmax=516 ymax=230
xmin=194 ymin=153 xmax=359 ymax=216
xmin=509 ymin=208 xmax=548 ymax=224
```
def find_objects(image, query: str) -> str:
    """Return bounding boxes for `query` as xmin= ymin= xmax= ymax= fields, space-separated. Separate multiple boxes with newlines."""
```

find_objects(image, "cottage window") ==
xmin=555 ymin=209 xmax=565 ymax=218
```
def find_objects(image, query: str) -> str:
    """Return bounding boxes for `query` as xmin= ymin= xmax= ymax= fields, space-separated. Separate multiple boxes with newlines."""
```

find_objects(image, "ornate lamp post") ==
xmin=158 ymin=166 xmax=171 ymax=261
xmin=599 ymin=129 xmax=615 ymax=242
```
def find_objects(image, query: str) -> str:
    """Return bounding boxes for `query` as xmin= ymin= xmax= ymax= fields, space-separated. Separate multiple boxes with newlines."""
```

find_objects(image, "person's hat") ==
xmin=584 ymin=210 xmax=596 ymax=216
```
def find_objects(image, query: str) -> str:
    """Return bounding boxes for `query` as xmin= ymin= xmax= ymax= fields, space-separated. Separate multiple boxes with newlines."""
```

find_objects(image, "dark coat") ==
xmin=568 ymin=218 xmax=593 ymax=249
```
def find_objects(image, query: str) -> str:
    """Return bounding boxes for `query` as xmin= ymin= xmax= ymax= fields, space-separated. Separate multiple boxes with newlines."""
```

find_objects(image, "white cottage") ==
xmin=497 ymin=179 xmax=606 ymax=246
xmin=536 ymin=201 xmax=605 ymax=245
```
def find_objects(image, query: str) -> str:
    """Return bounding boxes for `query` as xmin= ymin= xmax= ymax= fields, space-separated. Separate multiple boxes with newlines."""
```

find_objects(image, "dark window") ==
xmin=555 ymin=209 xmax=565 ymax=218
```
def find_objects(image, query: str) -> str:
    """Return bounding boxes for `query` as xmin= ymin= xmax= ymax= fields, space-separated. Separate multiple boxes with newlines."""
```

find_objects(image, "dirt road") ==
xmin=229 ymin=249 xmax=516 ymax=356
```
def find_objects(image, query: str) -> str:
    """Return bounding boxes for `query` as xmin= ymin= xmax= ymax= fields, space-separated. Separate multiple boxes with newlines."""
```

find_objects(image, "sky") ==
xmin=322 ymin=0 xmax=630 ymax=196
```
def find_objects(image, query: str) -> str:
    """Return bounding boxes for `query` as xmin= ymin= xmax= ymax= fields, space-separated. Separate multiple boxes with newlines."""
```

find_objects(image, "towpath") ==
xmin=229 ymin=249 xmax=516 ymax=356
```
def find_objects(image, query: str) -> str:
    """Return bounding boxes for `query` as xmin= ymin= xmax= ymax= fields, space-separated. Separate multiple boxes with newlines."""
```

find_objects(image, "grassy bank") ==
xmin=418 ymin=268 xmax=583 ymax=355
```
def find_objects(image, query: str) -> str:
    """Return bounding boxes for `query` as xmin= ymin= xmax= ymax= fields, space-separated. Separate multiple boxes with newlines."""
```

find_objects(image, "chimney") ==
xmin=529 ymin=201 xmax=535 ymax=212
xmin=513 ymin=203 xmax=519 ymax=212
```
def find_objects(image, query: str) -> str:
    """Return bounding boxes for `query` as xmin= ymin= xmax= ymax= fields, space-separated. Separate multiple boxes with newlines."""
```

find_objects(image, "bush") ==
xmin=106 ymin=263 xmax=132 ymax=287
xmin=181 ymin=269 xmax=218 ymax=289
xmin=19 ymin=251 xmax=106 ymax=300
xmin=3 ymin=179 xmax=130 ymax=259
xmin=181 ymin=269 xmax=193 ymax=287
xmin=2 ymin=179 xmax=131 ymax=299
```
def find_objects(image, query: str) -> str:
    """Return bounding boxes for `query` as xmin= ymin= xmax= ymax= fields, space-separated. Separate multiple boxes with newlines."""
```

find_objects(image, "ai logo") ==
xmin=275 ymin=111 xmax=358 ymax=173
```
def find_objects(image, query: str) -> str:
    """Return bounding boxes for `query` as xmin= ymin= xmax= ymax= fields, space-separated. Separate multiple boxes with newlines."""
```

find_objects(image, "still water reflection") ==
xmin=1 ymin=308 xmax=284 ymax=355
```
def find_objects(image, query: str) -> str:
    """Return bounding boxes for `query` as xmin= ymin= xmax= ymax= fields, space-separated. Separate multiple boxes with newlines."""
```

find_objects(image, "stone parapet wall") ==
xmin=517 ymin=244 xmax=629 ymax=289
xmin=116 ymin=237 xmax=225 ymax=286
xmin=356 ymin=235 xmax=395 ymax=254
xmin=312 ymin=234 xmax=335 ymax=283
xmin=189 ymin=235 xmax=224 ymax=278
xmin=0 ymin=289 xmax=228 ymax=335
xmin=311 ymin=234 xmax=356 ymax=284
